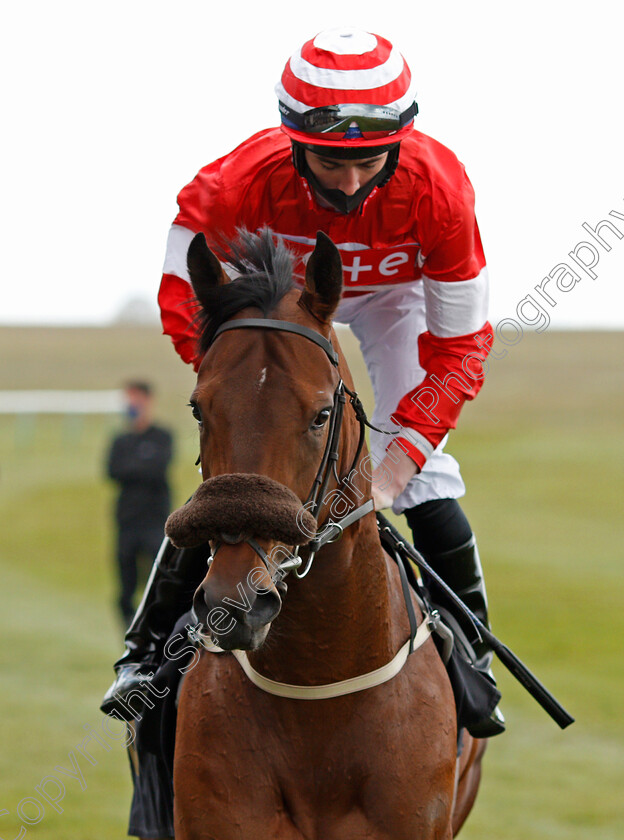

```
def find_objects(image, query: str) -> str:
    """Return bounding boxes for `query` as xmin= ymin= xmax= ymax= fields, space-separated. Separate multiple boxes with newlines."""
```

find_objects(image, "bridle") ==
xmin=188 ymin=315 xmax=439 ymax=698
xmin=206 ymin=316 xmax=393 ymax=579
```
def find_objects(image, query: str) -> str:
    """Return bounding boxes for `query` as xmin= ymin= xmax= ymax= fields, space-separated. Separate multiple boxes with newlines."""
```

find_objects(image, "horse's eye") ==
xmin=188 ymin=402 xmax=203 ymax=426
xmin=310 ymin=407 xmax=332 ymax=431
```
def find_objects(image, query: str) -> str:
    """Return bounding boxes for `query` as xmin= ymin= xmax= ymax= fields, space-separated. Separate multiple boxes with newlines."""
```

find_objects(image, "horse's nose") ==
xmin=204 ymin=585 xmax=281 ymax=630
xmin=192 ymin=575 xmax=282 ymax=643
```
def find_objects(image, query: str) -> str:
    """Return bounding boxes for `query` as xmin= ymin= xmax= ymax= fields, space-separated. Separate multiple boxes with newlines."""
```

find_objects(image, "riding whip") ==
xmin=377 ymin=513 xmax=575 ymax=729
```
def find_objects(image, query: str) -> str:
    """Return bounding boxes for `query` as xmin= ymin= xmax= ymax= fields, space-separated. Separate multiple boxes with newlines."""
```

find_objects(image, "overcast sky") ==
xmin=2 ymin=0 xmax=623 ymax=329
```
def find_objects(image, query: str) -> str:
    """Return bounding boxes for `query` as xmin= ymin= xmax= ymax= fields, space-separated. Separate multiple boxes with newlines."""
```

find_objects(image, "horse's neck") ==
xmin=248 ymin=515 xmax=408 ymax=684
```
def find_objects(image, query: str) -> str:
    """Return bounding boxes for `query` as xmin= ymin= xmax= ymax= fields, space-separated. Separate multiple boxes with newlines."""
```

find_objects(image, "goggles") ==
xmin=279 ymin=101 xmax=418 ymax=140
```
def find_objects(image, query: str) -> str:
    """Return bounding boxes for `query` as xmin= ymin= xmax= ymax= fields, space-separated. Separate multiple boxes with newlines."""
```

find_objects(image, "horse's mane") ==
xmin=195 ymin=228 xmax=296 ymax=355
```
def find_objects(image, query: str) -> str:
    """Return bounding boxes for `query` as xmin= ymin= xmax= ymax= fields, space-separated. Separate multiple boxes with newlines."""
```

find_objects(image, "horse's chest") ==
xmin=175 ymin=653 xmax=455 ymax=838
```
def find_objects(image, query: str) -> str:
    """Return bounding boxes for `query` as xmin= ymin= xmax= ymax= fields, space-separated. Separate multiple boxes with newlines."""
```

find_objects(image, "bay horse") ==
xmin=167 ymin=229 xmax=486 ymax=839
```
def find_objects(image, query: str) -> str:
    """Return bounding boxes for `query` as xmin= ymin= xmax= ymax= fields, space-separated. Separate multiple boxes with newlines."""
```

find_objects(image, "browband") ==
xmin=212 ymin=318 xmax=339 ymax=367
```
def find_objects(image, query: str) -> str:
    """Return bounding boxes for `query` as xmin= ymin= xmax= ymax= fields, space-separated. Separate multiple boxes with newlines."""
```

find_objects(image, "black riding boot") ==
xmin=423 ymin=536 xmax=506 ymax=737
xmin=100 ymin=537 xmax=210 ymax=720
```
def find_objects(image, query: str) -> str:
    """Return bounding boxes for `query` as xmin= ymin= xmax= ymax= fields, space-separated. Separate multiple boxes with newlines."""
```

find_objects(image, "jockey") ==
xmin=102 ymin=27 xmax=504 ymax=737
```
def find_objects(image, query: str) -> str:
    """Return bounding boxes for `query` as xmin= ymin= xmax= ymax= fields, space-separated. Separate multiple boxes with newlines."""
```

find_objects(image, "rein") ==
xmin=209 ymin=316 xmax=391 ymax=579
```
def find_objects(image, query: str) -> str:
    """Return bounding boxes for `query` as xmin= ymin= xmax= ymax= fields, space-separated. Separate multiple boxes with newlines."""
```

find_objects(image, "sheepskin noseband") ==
xmin=165 ymin=473 xmax=318 ymax=548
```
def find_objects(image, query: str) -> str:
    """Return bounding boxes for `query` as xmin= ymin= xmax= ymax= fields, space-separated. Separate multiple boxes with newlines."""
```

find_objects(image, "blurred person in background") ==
xmin=106 ymin=381 xmax=173 ymax=629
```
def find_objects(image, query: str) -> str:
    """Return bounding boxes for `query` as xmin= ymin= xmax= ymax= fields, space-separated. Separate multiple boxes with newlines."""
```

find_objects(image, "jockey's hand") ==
xmin=371 ymin=441 xmax=420 ymax=511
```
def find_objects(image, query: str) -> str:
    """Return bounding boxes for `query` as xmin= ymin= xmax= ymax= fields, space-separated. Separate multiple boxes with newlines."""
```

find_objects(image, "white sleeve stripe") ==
xmin=395 ymin=428 xmax=435 ymax=461
xmin=423 ymin=267 xmax=489 ymax=337
xmin=162 ymin=224 xmax=196 ymax=283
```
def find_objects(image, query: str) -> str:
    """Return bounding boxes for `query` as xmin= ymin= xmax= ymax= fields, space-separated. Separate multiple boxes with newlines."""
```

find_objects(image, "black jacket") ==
xmin=107 ymin=425 xmax=173 ymax=528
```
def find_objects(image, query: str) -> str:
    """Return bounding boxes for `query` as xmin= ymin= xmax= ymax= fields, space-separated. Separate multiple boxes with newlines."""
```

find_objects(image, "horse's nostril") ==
xmin=192 ymin=586 xmax=209 ymax=624
xmin=245 ymin=590 xmax=282 ymax=631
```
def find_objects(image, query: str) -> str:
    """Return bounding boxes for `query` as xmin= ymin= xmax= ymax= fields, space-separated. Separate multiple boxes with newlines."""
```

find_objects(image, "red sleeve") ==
xmin=157 ymin=129 xmax=302 ymax=368
xmin=158 ymin=158 xmax=236 ymax=369
xmin=415 ymin=160 xmax=485 ymax=284
xmin=390 ymin=161 xmax=492 ymax=469
xmin=390 ymin=323 xmax=494 ymax=469
xmin=158 ymin=273 xmax=201 ymax=369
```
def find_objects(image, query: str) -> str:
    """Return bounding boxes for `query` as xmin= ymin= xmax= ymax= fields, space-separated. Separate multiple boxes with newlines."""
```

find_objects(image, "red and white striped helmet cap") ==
xmin=276 ymin=28 xmax=417 ymax=148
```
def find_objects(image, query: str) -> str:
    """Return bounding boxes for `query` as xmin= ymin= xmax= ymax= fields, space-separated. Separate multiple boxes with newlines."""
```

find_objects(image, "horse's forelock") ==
xmin=193 ymin=228 xmax=296 ymax=355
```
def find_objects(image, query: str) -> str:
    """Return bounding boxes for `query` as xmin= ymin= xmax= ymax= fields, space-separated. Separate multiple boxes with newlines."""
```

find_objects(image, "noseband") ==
xmin=207 ymin=316 xmax=390 ymax=578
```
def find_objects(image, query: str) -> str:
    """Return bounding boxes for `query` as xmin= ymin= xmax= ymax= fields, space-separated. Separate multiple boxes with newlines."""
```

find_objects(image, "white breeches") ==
xmin=335 ymin=283 xmax=466 ymax=514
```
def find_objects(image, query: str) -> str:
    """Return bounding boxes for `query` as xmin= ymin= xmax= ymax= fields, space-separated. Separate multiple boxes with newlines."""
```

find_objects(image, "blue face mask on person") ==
xmin=125 ymin=404 xmax=140 ymax=421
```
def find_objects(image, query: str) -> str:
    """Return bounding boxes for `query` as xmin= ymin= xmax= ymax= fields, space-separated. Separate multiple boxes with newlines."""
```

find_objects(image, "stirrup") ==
xmin=468 ymin=704 xmax=506 ymax=738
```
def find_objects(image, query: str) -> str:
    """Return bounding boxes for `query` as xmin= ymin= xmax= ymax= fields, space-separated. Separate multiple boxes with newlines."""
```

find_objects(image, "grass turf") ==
xmin=0 ymin=325 xmax=622 ymax=838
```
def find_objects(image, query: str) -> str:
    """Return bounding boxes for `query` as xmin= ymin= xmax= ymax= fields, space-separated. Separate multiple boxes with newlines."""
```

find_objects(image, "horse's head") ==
xmin=166 ymin=229 xmax=365 ymax=650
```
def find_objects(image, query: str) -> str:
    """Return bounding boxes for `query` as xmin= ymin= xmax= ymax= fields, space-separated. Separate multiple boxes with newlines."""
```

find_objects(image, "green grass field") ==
xmin=1 ymin=325 xmax=622 ymax=838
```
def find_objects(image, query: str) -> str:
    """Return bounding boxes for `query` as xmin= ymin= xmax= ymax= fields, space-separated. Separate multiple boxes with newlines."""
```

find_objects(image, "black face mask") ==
xmin=292 ymin=143 xmax=400 ymax=215
xmin=303 ymin=166 xmax=391 ymax=214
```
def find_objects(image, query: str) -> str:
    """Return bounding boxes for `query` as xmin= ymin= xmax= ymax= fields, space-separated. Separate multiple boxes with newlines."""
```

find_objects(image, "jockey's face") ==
xmin=304 ymin=150 xmax=389 ymax=197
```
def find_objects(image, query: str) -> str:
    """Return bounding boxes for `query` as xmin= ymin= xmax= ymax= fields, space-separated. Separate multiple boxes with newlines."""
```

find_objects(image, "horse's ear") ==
xmin=298 ymin=231 xmax=343 ymax=323
xmin=187 ymin=233 xmax=228 ymax=310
